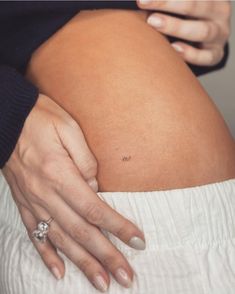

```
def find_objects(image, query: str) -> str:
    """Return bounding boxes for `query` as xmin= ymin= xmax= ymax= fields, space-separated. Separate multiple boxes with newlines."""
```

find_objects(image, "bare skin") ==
xmin=26 ymin=9 xmax=235 ymax=192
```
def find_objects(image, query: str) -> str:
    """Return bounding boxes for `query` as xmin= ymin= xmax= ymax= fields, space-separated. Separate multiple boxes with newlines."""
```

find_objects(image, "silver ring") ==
xmin=32 ymin=217 xmax=53 ymax=243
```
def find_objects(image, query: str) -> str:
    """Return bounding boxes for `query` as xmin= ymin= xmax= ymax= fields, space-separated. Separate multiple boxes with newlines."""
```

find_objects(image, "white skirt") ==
xmin=0 ymin=172 xmax=235 ymax=294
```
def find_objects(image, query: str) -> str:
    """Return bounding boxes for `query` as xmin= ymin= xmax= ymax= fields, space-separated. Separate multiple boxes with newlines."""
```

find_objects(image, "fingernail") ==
xmin=128 ymin=236 xmax=146 ymax=250
xmin=115 ymin=267 xmax=132 ymax=288
xmin=172 ymin=43 xmax=184 ymax=53
xmin=93 ymin=274 xmax=108 ymax=292
xmin=51 ymin=266 xmax=62 ymax=280
xmin=147 ymin=16 xmax=164 ymax=28
xmin=87 ymin=177 xmax=98 ymax=192
xmin=138 ymin=0 xmax=152 ymax=4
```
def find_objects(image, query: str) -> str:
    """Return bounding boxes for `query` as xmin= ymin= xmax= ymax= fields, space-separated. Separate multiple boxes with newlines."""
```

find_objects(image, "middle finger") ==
xmin=32 ymin=200 xmax=135 ymax=288
xmin=50 ymin=165 xmax=146 ymax=250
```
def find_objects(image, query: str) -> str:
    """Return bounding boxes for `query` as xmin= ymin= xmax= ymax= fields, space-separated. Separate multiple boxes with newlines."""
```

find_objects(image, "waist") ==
xmin=1 ymin=172 xmax=235 ymax=250
xmin=25 ymin=9 xmax=235 ymax=192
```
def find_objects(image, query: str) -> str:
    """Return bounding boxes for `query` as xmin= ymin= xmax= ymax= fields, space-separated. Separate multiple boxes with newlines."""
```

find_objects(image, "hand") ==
xmin=137 ymin=0 xmax=231 ymax=66
xmin=2 ymin=94 xmax=146 ymax=292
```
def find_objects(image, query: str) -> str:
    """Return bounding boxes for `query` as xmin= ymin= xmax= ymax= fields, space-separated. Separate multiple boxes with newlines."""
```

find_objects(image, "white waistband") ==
xmin=1 ymin=173 xmax=235 ymax=251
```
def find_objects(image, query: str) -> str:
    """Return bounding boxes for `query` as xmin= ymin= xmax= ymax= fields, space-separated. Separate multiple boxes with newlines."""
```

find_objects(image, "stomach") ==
xmin=25 ymin=9 xmax=235 ymax=192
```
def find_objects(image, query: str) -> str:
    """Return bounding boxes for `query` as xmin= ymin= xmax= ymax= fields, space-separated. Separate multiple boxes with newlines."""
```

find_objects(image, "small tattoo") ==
xmin=122 ymin=155 xmax=132 ymax=162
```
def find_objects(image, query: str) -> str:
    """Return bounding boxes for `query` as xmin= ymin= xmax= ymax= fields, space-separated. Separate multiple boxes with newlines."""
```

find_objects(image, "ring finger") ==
xmin=32 ymin=202 xmax=134 ymax=290
xmin=17 ymin=204 xmax=65 ymax=280
xmin=30 ymin=205 xmax=111 ymax=292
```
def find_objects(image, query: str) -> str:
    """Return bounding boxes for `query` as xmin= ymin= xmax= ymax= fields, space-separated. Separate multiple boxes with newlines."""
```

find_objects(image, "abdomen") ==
xmin=26 ymin=9 xmax=235 ymax=192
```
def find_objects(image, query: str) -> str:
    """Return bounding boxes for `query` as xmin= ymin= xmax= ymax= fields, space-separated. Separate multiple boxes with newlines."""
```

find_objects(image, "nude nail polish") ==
xmin=172 ymin=43 xmax=184 ymax=53
xmin=128 ymin=236 xmax=146 ymax=250
xmin=51 ymin=266 xmax=62 ymax=280
xmin=138 ymin=0 xmax=152 ymax=4
xmin=93 ymin=274 xmax=108 ymax=292
xmin=115 ymin=267 xmax=132 ymax=288
xmin=147 ymin=16 xmax=164 ymax=28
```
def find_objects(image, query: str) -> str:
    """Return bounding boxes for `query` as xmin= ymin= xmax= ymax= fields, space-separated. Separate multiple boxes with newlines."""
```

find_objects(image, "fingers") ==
xmin=33 ymin=203 xmax=134 ymax=291
xmin=38 ymin=156 xmax=146 ymax=250
xmin=50 ymin=165 xmax=146 ymax=250
xmin=147 ymin=14 xmax=220 ymax=43
xmin=32 ymin=201 xmax=135 ymax=290
xmin=48 ymin=222 xmax=111 ymax=292
xmin=171 ymin=42 xmax=224 ymax=66
xmin=137 ymin=0 xmax=214 ymax=19
xmin=23 ymin=204 xmax=110 ymax=292
xmin=56 ymin=118 xmax=99 ymax=192
xmin=139 ymin=1 xmax=231 ymax=66
xmin=48 ymin=221 xmax=134 ymax=290
xmin=18 ymin=204 xmax=65 ymax=280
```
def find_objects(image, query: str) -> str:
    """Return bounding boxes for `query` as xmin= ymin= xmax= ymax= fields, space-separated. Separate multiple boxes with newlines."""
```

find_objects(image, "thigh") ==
xmin=26 ymin=9 xmax=235 ymax=192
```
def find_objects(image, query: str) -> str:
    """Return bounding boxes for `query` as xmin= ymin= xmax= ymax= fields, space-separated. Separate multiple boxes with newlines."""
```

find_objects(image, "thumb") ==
xmin=56 ymin=119 xmax=99 ymax=192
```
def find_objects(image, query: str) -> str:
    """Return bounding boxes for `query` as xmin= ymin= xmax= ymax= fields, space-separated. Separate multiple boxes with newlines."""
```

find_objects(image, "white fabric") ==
xmin=0 ymin=173 xmax=235 ymax=294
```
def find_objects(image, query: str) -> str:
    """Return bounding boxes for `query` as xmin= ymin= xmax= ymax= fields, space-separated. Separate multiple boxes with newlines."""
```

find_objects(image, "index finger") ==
xmin=55 ymin=163 xmax=146 ymax=250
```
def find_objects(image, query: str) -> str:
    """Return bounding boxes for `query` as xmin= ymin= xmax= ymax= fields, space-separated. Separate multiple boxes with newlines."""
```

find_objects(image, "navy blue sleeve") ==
xmin=0 ymin=65 xmax=39 ymax=168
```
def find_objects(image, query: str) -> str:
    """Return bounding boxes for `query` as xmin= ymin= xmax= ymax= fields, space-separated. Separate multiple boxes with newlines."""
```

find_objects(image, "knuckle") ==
xmin=77 ymin=258 xmax=93 ymax=274
xmin=84 ymin=202 xmax=104 ymax=225
xmin=49 ymin=230 xmax=65 ymax=250
xmin=201 ymin=23 xmax=211 ymax=41
xmin=102 ymin=253 xmax=116 ymax=268
xmin=172 ymin=19 xmax=181 ymax=35
xmin=102 ymin=253 xmax=121 ymax=268
xmin=41 ymin=156 xmax=60 ymax=180
xmin=71 ymin=224 xmax=90 ymax=243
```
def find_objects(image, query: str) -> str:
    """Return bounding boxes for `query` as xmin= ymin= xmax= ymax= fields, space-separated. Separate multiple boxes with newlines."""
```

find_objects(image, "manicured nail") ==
xmin=87 ymin=177 xmax=98 ymax=192
xmin=172 ymin=43 xmax=184 ymax=53
xmin=93 ymin=274 xmax=108 ymax=292
xmin=138 ymin=0 xmax=152 ymax=4
xmin=51 ymin=266 xmax=62 ymax=280
xmin=115 ymin=267 xmax=132 ymax=288
xmin=128 ymin=236 xmax=146 ymax=250
xmin=147 ymin=16 xmax=164 ymax=28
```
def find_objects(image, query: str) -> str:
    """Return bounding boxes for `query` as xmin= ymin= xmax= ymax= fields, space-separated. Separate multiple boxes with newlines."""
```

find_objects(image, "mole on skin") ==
xmin=122 ymin=155 xmax=132 ymax=162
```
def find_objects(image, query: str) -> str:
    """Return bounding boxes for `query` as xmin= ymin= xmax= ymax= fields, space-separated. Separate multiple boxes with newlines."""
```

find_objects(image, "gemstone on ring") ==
xmin=32 ymin=229 xmax=47 ymax=243
xmin=37 ymin=221 xmax=49 ymax=233
xmin=32 ymin=218 xmax=53 ymax=243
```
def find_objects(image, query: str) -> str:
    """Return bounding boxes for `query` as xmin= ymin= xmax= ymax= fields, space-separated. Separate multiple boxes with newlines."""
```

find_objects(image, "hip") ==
xmin=25 ymin=9 xmax=235 ymax=192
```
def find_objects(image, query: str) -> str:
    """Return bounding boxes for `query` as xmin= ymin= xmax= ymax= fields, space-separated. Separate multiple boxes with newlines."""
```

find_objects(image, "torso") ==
xmin=26 ymin=9 xmax=235 ymax=192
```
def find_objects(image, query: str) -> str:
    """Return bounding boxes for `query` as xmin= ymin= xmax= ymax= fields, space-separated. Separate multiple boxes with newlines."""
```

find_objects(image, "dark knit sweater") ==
xmin=0 ymin=1 xmax=229 ymax=168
